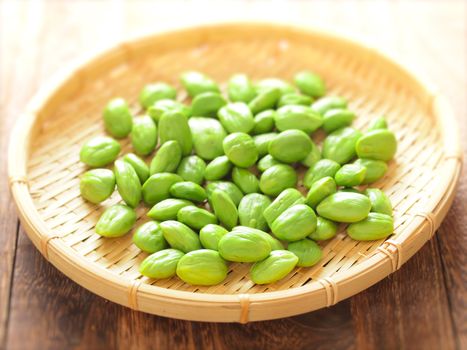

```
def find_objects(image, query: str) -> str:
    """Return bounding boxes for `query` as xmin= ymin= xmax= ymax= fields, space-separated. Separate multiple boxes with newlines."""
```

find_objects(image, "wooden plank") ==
xmin=0 ymin=1 xmax=35 ymax=346
xmin=2 ymin=0 xmax=465 ymax=349
xmin=351 ymin=240 xmax=456 ymax=350
xmin=348 ymin=2 xmax=465 ymax=349
xmin=3 ymin=2 xmax=356 ymax=349
xmin=396 ymin=3 xmax=467 ymax=348
xmin=7 ymin=227 xmax=355 ymax=349
xmin=438 ymin=201 xmax=467 ymax=350
xmin=0 ymin=0 xmax=125 ymax=346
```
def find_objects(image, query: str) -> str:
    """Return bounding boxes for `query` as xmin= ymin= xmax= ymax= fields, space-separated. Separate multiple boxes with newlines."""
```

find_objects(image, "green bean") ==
xmin=275 ymin=105 xmax=323 ymax=134
xmin=95 ymin=204 xmax=136 ymax=237
xmin=250 ymin=250 xmax=298 ymax=284
xmin=133 ymin=221 xmax=168 ymax=253
xmin=268 ymin=129 xmax=312 ymax=163
xmin=287 ymin=239 xmax=322 ymax=267
xmin=294 ymin=71 xmax=325 ymax=97
xmin=149 ymin=140 xmax=181 ymax=174
xmin=169 ymin=181 xmax=207 ymax=202
xmin=223 ymin=132 xmax=258 ymax=168
xmin=139 ymin=82 xmax=176 ymax=109
xmin=228 ymin=74 xmax=257 ymax=103
xmin=218 ymin=102 xmax=254 ymax=134
xmin=103 ymin=98 xmax=133 ymax=138
xmin=191 ymin=92 xmax=226 ymax=117
xmin=204 ymin=156 xmax=232 ymax=181
xmin=176 ymin=156 xmax=206 ymax=184
xmin=80 ymin=169 xmax=115 ymax=204
xmin=158 ymin=111 xmax=192 ymax=156
xmin=232 ymin=167 xmax=259 ymax=194
xmin=181 ymin=71 xmax=220 ymax=97
xmin=114 ymin=159 xmax=142 ymax=208
xmin=252 ymin=110 xmax=276 ymax=134
xmin=210 ymin=190 xmax=238 ymax=230
xmin=123 ymin=153 xmax=149 ymax=184
xmin=188 ymin=117 xmax=226 ymax=160
xmin=139 ymin=249 xmax=184 ymax=279
xmin=176 ymin=249 xmax=228 ymax=285
xmin=259 ymin=164 xmax=297 ymax=196
xmin=80 ymin=136 xmax=121 ymax=168
xmin=131 ymin=115 xmax=157 ymax=155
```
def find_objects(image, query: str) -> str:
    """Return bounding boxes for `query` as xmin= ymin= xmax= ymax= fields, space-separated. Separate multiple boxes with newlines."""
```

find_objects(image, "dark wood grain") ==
xmin=401 ymin=9 xmax=467 ymax=349
xmin=349 ymin=4 xmax=467 ymax=348
xmin=351 ymin=239 xmax=456 ymax=350
xmin=0 ymin=1 xmax=32 ymax=347
xmin=6 ymin=229 xmax=355 ymax=350
xmin=438 ymin=192 xmax=467 ymax=350
xmin=0 ymin=1 xmax=465 ymax=349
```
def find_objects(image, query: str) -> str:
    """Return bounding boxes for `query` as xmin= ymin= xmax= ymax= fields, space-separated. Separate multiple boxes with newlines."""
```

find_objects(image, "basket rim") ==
xmin=7 ymin=22 xmax=463 ymax=322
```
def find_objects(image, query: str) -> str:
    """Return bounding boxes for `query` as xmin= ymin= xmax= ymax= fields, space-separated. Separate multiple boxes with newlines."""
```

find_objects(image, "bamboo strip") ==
xmin=8 ymin=23 xmax=462 ymax=322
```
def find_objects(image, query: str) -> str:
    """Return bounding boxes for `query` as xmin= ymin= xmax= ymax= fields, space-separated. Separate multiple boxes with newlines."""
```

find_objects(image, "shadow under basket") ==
xmin=8 ymin=23 xmax=462 ymax=323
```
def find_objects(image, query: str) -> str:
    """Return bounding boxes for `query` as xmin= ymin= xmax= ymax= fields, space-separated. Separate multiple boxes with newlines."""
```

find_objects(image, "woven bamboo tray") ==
xmin=8 ymin=23 xmax=462 ymax=323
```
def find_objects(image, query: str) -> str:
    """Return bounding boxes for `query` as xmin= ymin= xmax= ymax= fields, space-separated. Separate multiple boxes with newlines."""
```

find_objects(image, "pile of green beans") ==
xmin=79 ymin=71 xmax=397 ymax=286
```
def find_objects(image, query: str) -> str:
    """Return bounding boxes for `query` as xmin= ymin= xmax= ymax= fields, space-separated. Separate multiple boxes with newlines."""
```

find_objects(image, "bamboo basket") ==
xmin=8 ymin=23 xmax=462 ymax=323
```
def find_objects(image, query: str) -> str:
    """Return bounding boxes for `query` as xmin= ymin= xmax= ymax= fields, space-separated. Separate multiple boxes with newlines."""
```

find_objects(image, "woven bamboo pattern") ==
xmin=8 ymin=24 xmax=462 ymax=323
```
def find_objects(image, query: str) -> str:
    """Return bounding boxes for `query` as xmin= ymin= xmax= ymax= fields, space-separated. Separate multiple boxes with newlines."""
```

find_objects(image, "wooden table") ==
xmin=1 ymin=1 xmax=465 ymax=349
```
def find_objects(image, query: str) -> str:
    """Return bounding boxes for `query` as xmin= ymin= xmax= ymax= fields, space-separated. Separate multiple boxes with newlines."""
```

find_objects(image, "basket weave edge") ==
xmin=7 ymin=22 xmax=462 ymax=322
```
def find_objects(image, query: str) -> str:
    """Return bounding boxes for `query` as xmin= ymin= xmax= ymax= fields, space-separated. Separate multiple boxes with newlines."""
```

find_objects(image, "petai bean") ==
xmin=250 ymin=250 xmax=298 ymax=284
xmin=139 ymin=249 xmax=184 ymax=279
xmin=309 ymin=216 xmax=338 ymax=241
xmin=158 ymin=111 xmax=192 ymax=156
xmin=123 ymin=153 xmax=150 ymax=184
xmin=131 ymin=115 xmax=157 ymax=156
xmin=149 ymin=140 xmax=182 ymax=174
xmin=232 ymin=167 xmax=260 ymax=194
xmin=199 ymin=224 xmax=228 ymax=251
xmin=176 ymin=249 xmax=228 ymax=285
xmin=191 ymin=91 xmax=227 ymax=117
xmin=147 ymin=198 xmax=193 ymax=221
xmin=305 ymin=176 xmax=337 ymax=208
xmin=238 ymin=193 xmax=271 ymax=231
xmin=263 ymin=188 xmax=305 ymax=227
xmin=218 ymin=102 xmax=255 ymax=134
xmin=253 ymin=132 xmax=277 ymax=157
xmin=317 ymin=192 xmax=371 ymax=223
xmin=223 ymin=132 xmax=258 ymax=168
xmin=80 ymin=169 xmax=115 ymax=204
xmin=114 ymin=159 xmax=142 ymax=208
xmin=160 ymin=220 xmax=202 ymax=252
xmin=133 ymin=221 xmax=168 ymax=253
xmin=177 ymin=206 xmax=218 ymax=230
xmin=271 ymin=204 xmax=317 ymax=241
xmin=176 ymin=156 xmax=206 ymax=184
xmin=103 ymin=98 xmax=133 ymax=138
xmin=169 ymin=181 xmax=207 ymax=202
xmin=294 ymin=71 xmax=325 ymax=97
xmin=80 ymin=136 xmax=121 ymax=168
xmin=139 ymin=82 xmax=176 ymax=109
xmin=204 ymin=156 xmax=232 ymax=181
xmin=228 ymin=74 xmax=257 ymax=103
xmin=181 ymin=71 xmax=219 ymax=97
xmin=218 ymin=227 xmax=271 ymax=262
xmin=142 ymin=173 xmax=183 ymax=205
xmin=287 ymin=239 xmax=322 ymax=267
xmin=259 ymin=164 xmax=297 ymax=196
xmin=95 ymin=204 xmax=136 ymax=237
xmin=189 ymin=117 xmax=226 ymax=160
xmin=275 ymin=105 xmax=323 ymax=134
xmin=268 ymin=129 xmax=312 ymax=163
xmin=252 ymin=110 xmax=276 ymax=134
xmin=210 ymin=190 xmax=238 ymax=230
